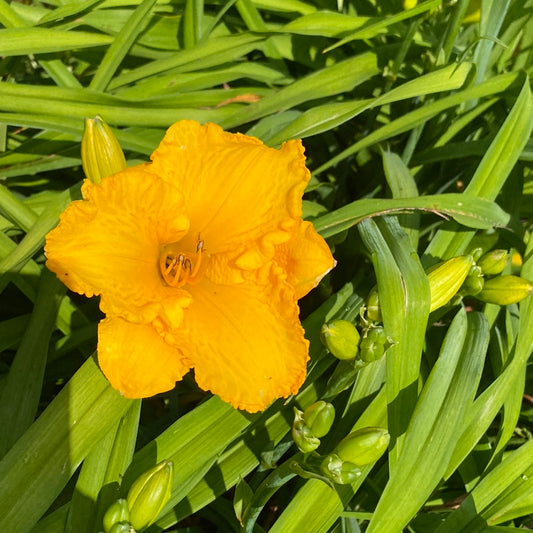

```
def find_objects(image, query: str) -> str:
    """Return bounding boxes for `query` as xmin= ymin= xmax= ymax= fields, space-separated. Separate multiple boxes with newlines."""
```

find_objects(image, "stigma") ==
xmin=160 ymin=238 xmax=205 ymax=287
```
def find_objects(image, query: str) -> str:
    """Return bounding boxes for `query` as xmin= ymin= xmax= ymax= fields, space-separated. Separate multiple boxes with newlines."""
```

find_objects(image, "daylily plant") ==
xmin=45 ymin=120 xmax=335 ymax=412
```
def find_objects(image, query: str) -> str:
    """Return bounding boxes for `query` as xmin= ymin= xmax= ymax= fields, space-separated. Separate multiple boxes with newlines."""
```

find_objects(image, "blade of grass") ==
xmin=0 ymin=268 xmax=65 ymax=458
xmin=358 ymin=217 xmax=430 ymax=468
xmin=444 ymin=233 xmax=533 ymax=478
xmin=0 ymin=183 xmax=37 ymax=232
xmin=0 ymin=188 xmax=74 ymax=280
xmin=472 ymin=0 xmax=512 ymax=84
xmin=65 ymin=400 xmax=141 ymax=533
xmin=120 ymin=396 xmax=254 ymax=520
xmin=313 ymin=71 xmax=521 ymax=176
xmin=221 ymin=52 xmax=379 ymax=129
xmin=235 ymin=0 xmax=283 ymax=59
xmin=183 ymin=0 xmax=204 ymax=48
xmin=424 ymin=76 xmax=532 ymax=261
xmin=281 ymin=12 xmax=371 ymax=37
xmin=440 ymin=0 xmax=471 ymax=62
xmin=266 ymin=62 xmax=472 ymax=145
xmin=0 ymin=0 xmax=81 ymax=87
xmin=313 ymin=193 xmax=509 ymax=239
xmin=89 ymin=0 xmax=158 ymax=92
xmin=382 ymin=150 xmax=420 ymax=247
xmin=0 ymin=28 xmax=112 ymax=56
xmin=36 ymin=0 xmax=104 ymax=25
xmin=107 ymin=33 xmax=263 ymax=90
xmin=0 ymin=315 xmax=30 ymax=352
xmin=323 ymin=0 xmax=441 ymax=52
xmin=367 ymin=309 xmax=489 ymax=533
xmin=0 ymin=92 xmax=236 ymax=127
xmin=0 ymin=356 xmax=132 ymax=533
xmin=436 ymin=440 xmax=533 ymax=532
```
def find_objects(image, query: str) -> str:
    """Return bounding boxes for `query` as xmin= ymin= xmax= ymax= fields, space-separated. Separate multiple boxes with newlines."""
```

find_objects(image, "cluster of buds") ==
xmin=320 ymin=427 xmax=390 ymax=485
xmin=292 ymin=401 xmax=335 ymax=453
xmin=291 ymin=403 xmax=389 ymax=486
xmin=320 ymin=247 xmax=531 ymax=400
xmin=320 ymin=318 xmax=393 ymax=366
xmin=460 ymin=249 xmax=533 ymax=305
xmin=358 ymin=249 xmax=532 ymax=326
xmin=101 ymin=460 xmax=174 ymax=533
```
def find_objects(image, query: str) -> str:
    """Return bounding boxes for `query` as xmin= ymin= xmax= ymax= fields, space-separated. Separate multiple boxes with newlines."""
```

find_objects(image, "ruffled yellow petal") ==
xmin=98 ymin=317 xmax=191 ymax=398
xmin=173 ymin=274 xmax=309 ymax=412
xmin=45 ymin=168 xmax=190 ymax=323
xmin=147 ymin=120 xmax=309 ymax=257
xmin=276 ymin=220 xmax=336 ymax=299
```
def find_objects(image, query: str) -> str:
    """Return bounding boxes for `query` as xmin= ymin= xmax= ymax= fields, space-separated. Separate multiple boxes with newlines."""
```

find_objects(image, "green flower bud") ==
xmin=320 ymin=320 xmax=360 ymax=360
xmin=476 ymin=275 xmax=533 ymax=305
xmin=292 ymin=408 xmax=320 ymax=453
xmin=460 ymin=264 xmax=484 ymax=296
xmin=127 ymin=460 xmax=174 ymax=531
xmin=366 ymin=287 xmax=382 ymax=323
xmin=335 ymin=427 xmax=390 ymax=467
xmin=108 ymin=523 xmax=134 ymax=533
xmin=427 ymin=255 xmax=474 ymax=312
xmin=103 ymin=499 xmax=130 ymax=533
xmin=320 ymin=453 xmax=362 ymax=485
xmin=359 ymin=336 xmax=386 ymax=363
xmin=303 ymin=401 xmax=335 ymax=438
xmin=477 ymin=249 xmax=509 ymax=276
xmin=81 ymin=115 xmax=126 ymax=184
xmin=365 ymin=326 xmax=387 ymax=344
xmin=470 ymin=247 xmax=483 ymax=262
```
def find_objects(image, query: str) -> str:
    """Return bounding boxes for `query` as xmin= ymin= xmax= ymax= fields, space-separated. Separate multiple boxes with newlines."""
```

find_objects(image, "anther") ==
xmin=159 ymin=237 xmax=207 ymax=288
xmin=191 ymin=239 xmax=204 ymax=278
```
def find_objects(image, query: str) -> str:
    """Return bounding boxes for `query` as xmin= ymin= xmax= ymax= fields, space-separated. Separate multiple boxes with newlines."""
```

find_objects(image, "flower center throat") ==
xmin=160 ymin=239 xmax=204 ymax=287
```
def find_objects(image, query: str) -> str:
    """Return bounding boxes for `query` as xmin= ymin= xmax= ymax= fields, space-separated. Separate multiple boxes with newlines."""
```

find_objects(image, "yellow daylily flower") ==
xmin=45 ymin=120 xmax=335 ymax=412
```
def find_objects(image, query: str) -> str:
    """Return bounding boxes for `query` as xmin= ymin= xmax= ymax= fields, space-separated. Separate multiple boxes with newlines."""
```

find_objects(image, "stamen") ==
xmin=164 ymin=256 xmax=178 ymax=276
xmin=170 ymin=254 xmax=185 ymax=286
xmin=190 ymin=239 xmax=204 ymax=278
xmin=159 ymin=237 xmax=206 ymax=287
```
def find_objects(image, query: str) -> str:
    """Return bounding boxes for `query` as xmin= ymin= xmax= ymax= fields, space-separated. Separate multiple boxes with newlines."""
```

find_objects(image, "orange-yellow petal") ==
xmin=147 ymin=120 xmax=309 ymax=255
xmin=278 ymin=220 xmax=336 ymax=299
xmin=98 ymin=317 xmax=191 ymax=398
xmin=173 ymin=274 xmax=309 ymax=412
xmin=45 ymin=168 xmax=190 ymax=323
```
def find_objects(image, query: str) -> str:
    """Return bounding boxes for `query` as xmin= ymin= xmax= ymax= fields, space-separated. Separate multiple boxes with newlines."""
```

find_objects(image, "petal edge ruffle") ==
xmin=98 ymin=317 xmax=191 ymax=398
xmin=147 ymin=121 xmax=310 ymax=256
xmin=174 ymin=274 xmax=309 ymax=412
xmin=45 ymin=169 xmax=190 ymax=323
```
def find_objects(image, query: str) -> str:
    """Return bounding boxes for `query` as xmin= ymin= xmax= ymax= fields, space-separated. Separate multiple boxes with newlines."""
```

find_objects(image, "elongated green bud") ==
xmin=109 ymin=523 xmax=134 ymax=533
xmin=292 ymin=408 xmax=320 ymax=453
xmin=320 ymin=453 xmax=362 ymax=485
xmin=477 ymin=249 xmax=509 ymax=276
xmin=476 ymin=275 xmax=533 ymax=305
xmin=366 ymin=287 xmax=382 ymax=323
xmin=303 ymin=401 xmax=335 ymax=438
xmin=127 ymin=460 xmax=174 ymax=531
xmin=428 ymin=255 xmax=473 ymax=312
xmin=460 ymin=264 xmax=484 ymax=296
xmin=81 ymin=115 xmax=126 ymax=184
xmin=335 ymin=427 xmax=390 ymax=467
xmin=103 ymin=499 xmax=130 ymax=533
xmin=320 ymin=320 xmax=360 ymax=360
